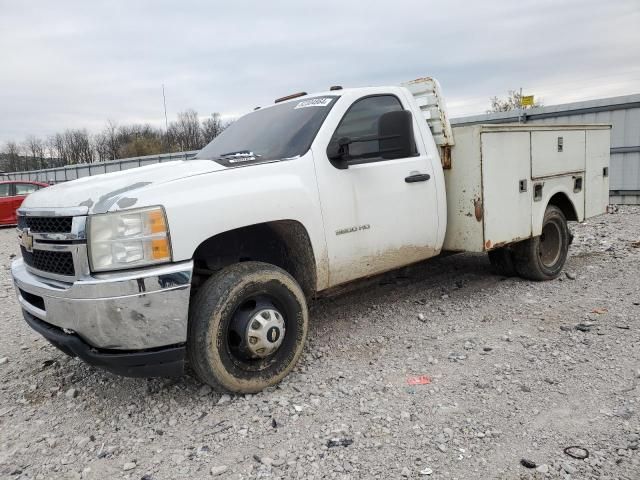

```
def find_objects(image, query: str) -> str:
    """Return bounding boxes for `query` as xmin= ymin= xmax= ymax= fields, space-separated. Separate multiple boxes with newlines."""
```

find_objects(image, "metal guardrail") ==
xmin=2 ymin=151 xmax=199 ymax=183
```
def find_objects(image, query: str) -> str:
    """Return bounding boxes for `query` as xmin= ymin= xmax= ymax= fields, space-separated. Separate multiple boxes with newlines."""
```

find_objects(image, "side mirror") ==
xmin=378 ymin=110 xmax=415 ymax=160
xmin=326 ymin=137 xmax=351 ymax=169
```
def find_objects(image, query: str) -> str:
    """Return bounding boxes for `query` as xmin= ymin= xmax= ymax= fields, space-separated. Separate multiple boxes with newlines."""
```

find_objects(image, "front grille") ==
xmin=18 ymin=216 xmax=73 ymax=233
xmin=21 ymin=246 xmax=75 ymax=276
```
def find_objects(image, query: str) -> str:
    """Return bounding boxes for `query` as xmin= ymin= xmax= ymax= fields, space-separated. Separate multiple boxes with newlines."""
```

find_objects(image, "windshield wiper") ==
xmin=218 ymin=150 xmax=261 ymax=158
xmin=214 ymin=150 xmax=263 ymax=165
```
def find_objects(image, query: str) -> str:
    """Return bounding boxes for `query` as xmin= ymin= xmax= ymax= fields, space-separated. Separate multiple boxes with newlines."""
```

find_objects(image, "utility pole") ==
xmin=518 ymin=86 xmax=523 ymax=124
xmin=162 ymin=84 xmax=169 ymax=132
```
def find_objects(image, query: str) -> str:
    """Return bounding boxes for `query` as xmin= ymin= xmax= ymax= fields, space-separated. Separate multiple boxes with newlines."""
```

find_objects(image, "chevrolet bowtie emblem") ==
xmin=21 ymin=229 xmax=34 ymax=252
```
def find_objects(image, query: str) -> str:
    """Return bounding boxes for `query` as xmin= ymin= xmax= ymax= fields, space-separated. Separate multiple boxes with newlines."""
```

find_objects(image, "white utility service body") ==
xmin=444 ymin=123 xmax=610 ymax=252
xmin=11 ymin=78 xmax=610 ymax=392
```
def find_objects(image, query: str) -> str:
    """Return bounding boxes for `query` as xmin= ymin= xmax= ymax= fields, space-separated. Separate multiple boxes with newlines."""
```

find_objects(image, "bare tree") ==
xmin=115 ymin=123 xmax=165 ymax=158
xmin=488 ymin=90 xmax=542 ymax=112
xmin=169 ymin=109 xmax=203 ymax=151
xmin=45 ymin=135 xmax=63 ymax=167
xmin=49 ymin=133 xmax=68 ymax=166
xmin=103 ymin=120 xmax=120 ymax=160
xmin=2 ymin=104 xmax=231 ymax=171
xmin=3 ymin=141 xmax=23 ymax=171
xmin=63 ymin=129 xmax=93 ymax=164
xmin=118 ymin=136 xmax=165 ymax=158
xmin=201 ymin=113 xmax=224 ymax=144
xmin=25 ymin=135 xmax=46 ymax=169
xmin=93 ymin=132 xmax=110 ymax=162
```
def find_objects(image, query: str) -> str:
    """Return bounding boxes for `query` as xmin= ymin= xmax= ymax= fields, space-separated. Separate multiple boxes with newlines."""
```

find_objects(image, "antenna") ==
xmin=162 ymin=84 xmax=169 ymax=131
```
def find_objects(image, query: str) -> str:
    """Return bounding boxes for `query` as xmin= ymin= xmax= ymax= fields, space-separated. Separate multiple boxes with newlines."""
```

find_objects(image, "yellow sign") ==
xmin=521 ymin=95 xmax=535 ymax=106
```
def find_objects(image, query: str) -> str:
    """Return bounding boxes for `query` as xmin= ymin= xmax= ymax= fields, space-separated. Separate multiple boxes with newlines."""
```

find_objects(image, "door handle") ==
xmin=405 ymin=173 xmax=431 ymax=183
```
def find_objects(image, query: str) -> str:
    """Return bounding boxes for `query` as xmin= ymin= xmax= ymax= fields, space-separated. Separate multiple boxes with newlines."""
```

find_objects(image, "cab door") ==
xmin=0 ymin=183 xmax=15 ymax=225
xmin=312 ymin=93 xmax=439 ymax=287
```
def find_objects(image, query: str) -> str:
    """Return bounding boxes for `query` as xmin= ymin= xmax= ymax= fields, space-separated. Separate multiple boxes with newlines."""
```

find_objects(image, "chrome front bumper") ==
xmin=12 ymin=258 xmax=193 ymax=350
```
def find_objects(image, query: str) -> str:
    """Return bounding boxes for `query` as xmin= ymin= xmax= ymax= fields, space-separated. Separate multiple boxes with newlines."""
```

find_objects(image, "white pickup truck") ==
xmin=12 ymin=78 xmax=610 ymax=393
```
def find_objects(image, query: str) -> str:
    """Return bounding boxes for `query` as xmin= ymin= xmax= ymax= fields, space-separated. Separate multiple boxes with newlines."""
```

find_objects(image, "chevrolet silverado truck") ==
xmin=12 ymin=78 xmax=610 ymax=393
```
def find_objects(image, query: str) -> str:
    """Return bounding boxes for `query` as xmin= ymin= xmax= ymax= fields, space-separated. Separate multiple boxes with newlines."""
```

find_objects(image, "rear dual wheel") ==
xmin=188 ymin=262 xmax=308 ymax=393
xmin=489 ymin=205 xmax=570 ymax=281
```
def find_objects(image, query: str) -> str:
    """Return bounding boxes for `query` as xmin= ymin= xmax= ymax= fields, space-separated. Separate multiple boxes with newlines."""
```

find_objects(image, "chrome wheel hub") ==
xmin=245 ymin=308 xmax=285 ymax=358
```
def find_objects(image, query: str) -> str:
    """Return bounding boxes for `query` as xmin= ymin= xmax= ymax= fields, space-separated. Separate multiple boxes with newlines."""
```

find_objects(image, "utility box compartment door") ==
xmin=585 ymin=129 xmax=610 ymax=217
xmin=531 ymin=130 xmax=585 ymax=178
xmin=481 ymin=132 xmax=532 ymax=248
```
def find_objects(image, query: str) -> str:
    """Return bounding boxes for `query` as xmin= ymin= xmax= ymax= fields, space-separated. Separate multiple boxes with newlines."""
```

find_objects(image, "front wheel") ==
xmin=513 ymin=205 xmax=570 ymax=281
xmin=188 ymin=262 xmax=308 ymax=393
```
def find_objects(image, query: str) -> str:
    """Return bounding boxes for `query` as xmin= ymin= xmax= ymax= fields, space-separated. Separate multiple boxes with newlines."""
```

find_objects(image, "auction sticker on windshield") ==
xmin=294 ymin=98 xmax=333 ymax=109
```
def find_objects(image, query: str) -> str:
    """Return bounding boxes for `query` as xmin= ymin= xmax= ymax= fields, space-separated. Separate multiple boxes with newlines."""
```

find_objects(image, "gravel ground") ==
xmin=1 ymin=207 xmax=639 ymax=480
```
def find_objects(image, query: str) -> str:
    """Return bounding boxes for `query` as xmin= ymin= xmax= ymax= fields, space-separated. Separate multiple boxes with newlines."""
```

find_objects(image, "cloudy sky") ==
xmin=1 ymin=0 xmax=638 ymax=144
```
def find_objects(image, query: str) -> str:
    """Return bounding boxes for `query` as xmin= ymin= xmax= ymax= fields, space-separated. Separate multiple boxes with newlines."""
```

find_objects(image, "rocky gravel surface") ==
xmin=1 ymin=207 xmax=639 ymax=480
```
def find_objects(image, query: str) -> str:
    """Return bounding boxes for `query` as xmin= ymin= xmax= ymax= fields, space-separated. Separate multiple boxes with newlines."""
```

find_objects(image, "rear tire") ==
xmin=513 ymin=205 xmax=570 ymax=281
xmin=488 ymin=248 xmax=517 ymax=276
xmin=188 ymin=262 xmax=308 ymax=393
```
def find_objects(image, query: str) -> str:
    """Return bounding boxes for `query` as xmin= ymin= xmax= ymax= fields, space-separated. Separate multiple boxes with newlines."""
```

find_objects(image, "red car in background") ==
xmin=0 ymin=181 xmax=49 ymax=226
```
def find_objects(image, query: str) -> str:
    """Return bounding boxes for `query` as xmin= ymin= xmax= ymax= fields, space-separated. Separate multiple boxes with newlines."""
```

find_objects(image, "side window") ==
xmin=15 ymin=183 xmax=38 ymax=195
xmin=331 ymin=95 xmax=404 ymax=160
xmin=0 ymin=184 xmax=11 ymax=197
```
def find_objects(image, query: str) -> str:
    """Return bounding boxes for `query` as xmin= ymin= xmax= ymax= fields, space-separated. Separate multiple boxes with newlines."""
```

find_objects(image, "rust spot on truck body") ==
xmin=485 ymin=235 xmax=528 ymax=251
xmin=474 ymin=197 xmax=483 ymax=222
xmin=441 ymin=145 xmax=452 ymax=169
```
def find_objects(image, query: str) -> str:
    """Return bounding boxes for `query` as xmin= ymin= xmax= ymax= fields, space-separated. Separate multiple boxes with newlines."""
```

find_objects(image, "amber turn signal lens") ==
xmin=148 ymin=209 xmax=167 ymax=234
xmin=151 ymin=238 xmax=170 ymax=260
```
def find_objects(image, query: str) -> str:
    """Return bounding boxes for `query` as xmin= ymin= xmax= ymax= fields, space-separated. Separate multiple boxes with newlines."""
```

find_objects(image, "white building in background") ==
xmin=452 ymin=94 xmax=640 ymax=205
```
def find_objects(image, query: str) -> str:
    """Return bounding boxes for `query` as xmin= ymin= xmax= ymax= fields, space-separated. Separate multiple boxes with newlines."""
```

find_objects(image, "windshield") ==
xmin=195 ymin=96 xmax=338 ymax=164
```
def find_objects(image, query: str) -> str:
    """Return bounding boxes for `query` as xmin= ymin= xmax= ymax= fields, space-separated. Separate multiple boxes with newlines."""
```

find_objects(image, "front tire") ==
xmin=188 ymin=262 xmax=308 ymax=393
xmin=514 ymin=205 xmax=570 ymax=281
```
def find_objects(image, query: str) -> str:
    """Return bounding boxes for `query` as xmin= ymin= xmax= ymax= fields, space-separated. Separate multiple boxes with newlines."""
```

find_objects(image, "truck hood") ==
xmin=21 ymin=160 xmax=226 ymax=214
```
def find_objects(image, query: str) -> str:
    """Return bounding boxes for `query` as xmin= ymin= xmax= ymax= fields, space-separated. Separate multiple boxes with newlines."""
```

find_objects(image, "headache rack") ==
xmin=401 ymin=77 xmax=455 ymax=168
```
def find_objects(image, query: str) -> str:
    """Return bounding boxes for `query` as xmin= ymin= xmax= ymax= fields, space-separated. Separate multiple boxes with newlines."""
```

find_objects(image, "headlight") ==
xmin=88 ymin=206 xmax=172 ymax=272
